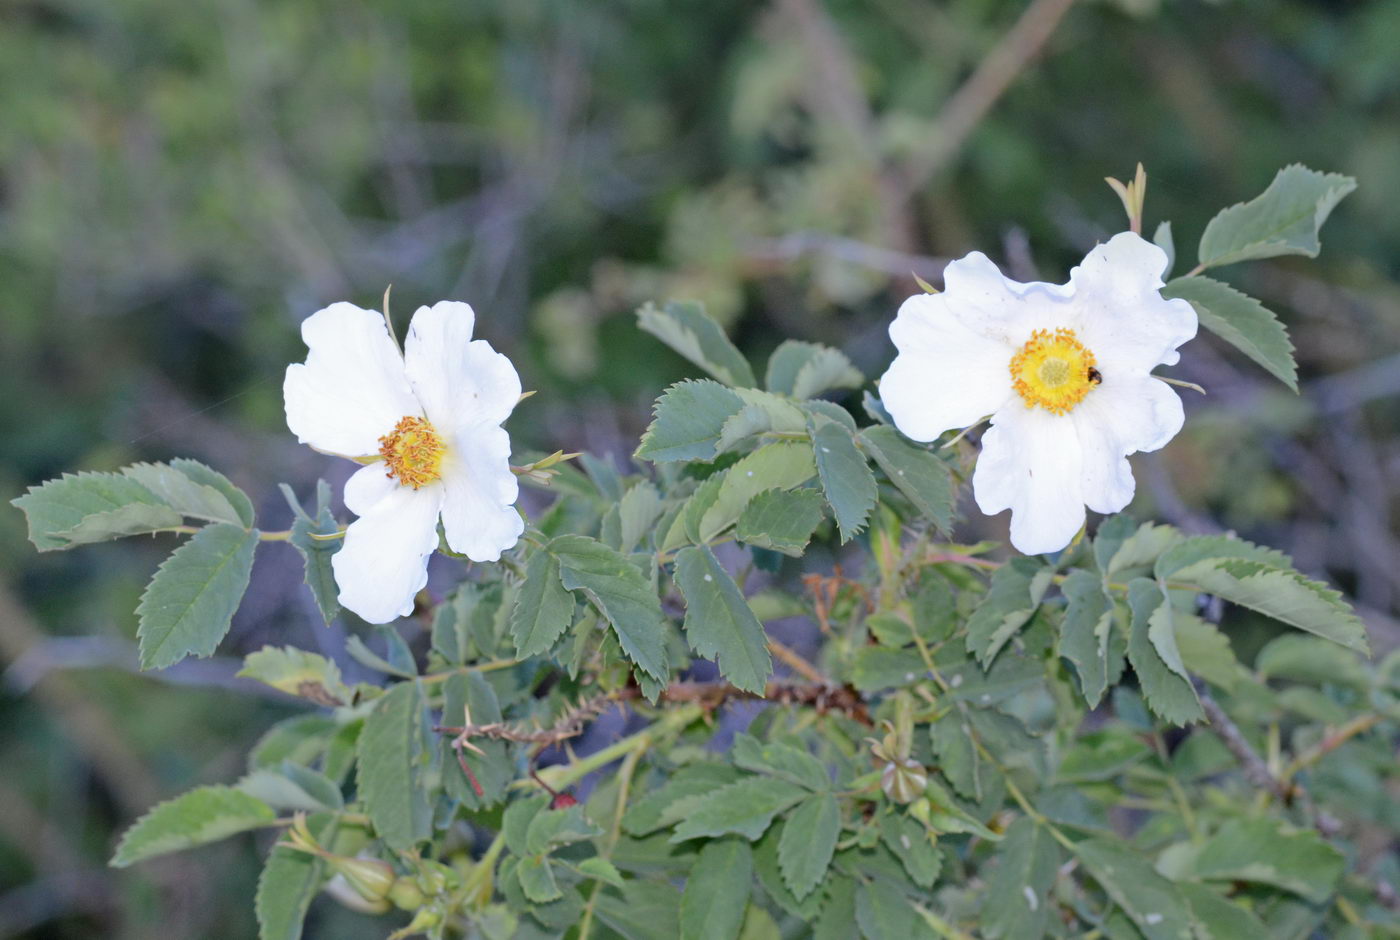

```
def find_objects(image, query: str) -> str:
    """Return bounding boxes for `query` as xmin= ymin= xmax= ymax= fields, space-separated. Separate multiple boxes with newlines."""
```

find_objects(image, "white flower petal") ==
xmin=1070 ymin=374 xmax=1185 ymax=515
xmin=940 ymin=252 xmax=1074 ymax=345
xmin=1068 ymin=233 xmax=1198 ymax=370
xmin=342 ymin=462 xmax=398 ymax=516
xmin=440 ymin=425 xmax=523 ymax=562
xmin=404 ymin=301 xmax=523 ymax=433
xmin=973 ymin=404 xmax=1087 ymax=555
xmin=332 ymin=483 xmax=444 ymax=624
xmin=284 ymin=303 xmax=420 ymax=457
xmin=880 ymin=293 xmax=1015 ymax=441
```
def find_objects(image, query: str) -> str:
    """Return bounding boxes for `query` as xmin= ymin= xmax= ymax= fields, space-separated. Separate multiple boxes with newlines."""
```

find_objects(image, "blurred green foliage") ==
xmin=3 ymin=0 xmax=1399 ymax=936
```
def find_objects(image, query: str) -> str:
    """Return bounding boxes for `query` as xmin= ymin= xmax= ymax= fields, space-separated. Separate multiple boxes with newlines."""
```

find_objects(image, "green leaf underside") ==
xmin=357 ymin=681 xmax=431 ymax=851
xmin=983 ymin=817 xmax=1061 ymax=940
xmin=778 ymin=794 xmax=840 ymax=900
xmin=1163 ymin=276 xmax=1297 ymax=391
xmin=698 ymin=441 xmax=817 ymax=543
xmin=670 ymin=776 xmax=805 ymax=843
xmin=638 ymin=299 xmax=756 ymax=388
xmin=281 ymin=480 xmax=341 ymax=625
xmin=125 ymin=461 xmax=245 ymax=525
xmin=238 ymin=645 xmax=352 ymax=706
xmin=1125 ymin=579 xmax=1203 ymax=725
xmin=551 ymin=535 xmax=670 ymax=681
xmin=732 ymin=733 xmax=829 ymax=791
xmin=509 ymin=551 xmax=575 ymax=657
xmin=1197 ymin=164 xmax=1356 ymax=269
xmin=1191 ymin=818 xmax=1345 ymax=904
xmin=636 ymin=379 xmax=745 ymax=462
xmin=737 ymin=488 xmax=825 ymax=555
xmin=765 ymin=339 xmax=863 ymax=399
xmin=136 ymin=523 xmax=259 ymax=670
xmin=858 ymin=426 xmax=955 ymax=532
xmin=111 ymin=786 xmax=275 ymax=867
xmin=674 ymin=545 xmax=773 ymax=693
xmin=680 ymin=837 xmax=753 ymax=940
xmin=1071 ymin=838 xmax=1195 ymax=940
xmin=810 ymin=419 xmax=877 ymax=543
xmin=1172 ymin=558 xmax=1367 ymax=653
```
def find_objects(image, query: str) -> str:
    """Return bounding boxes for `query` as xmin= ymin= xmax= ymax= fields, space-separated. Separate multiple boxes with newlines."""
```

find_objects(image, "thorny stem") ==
xmin=1192 ymin=678 xmax=1294 ymax=804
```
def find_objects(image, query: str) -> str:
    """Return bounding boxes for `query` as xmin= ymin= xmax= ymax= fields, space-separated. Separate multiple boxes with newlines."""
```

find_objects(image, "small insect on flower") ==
xmin=879 ymin=233 xmax=1197 ymax=555
xmin=284 ymin=301 xmax=524 ymax=623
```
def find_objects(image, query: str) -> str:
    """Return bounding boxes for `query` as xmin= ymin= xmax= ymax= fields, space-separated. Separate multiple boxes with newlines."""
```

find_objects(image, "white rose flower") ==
xmin=879 ymin=232 xmax=1197 ymax=555
xmin=284 ymin=300 xmax=524 ymax=623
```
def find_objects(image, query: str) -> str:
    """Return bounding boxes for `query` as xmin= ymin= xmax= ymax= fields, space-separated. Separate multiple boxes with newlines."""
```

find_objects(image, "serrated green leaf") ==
xmin=715 ymin=388 xmax=808 ymax=454
xmin=1190 ymin=818 xmax=1344 ymax=904
xmin=670 ymin=777 xmax=805 ymax=843
xmin=877 ymin=813 xmax=940 ymax=889
xmin=1172 ymin=613 xmax=1245 ymax=692
xmin=850 ymin=645 xmax=926 ymax=692
xmin=732 ymin=733 xmax=829 ymax=790
xmin=503 ymin=795 xmax=549 ymax=857
xmin=171 ymin=458 xmax=255 ymax=527
xmin=810 ymin=419 xmax=876 ymax=543
xmin=698 ymin=441 xmax=816 ymax=543
xmin=929 ymin=718 xmax=980 ymax=800
xmin=509 ymin=551 xmax=575 ymax=658
xmin=1059 ymin=569 xmax=1115 ymax=708
xmin=551 ymin=534 xmax=669 ymax=681
xmin=1100 ymin=520 xmax=1183 ymax=576
xmin=255 ymin=837 xmax=325 ymax=940
xmin=1056 ymin=729 xmax=1151 ymax=782
xmin=624 ymin=763 xmax=742 ymax=836
xmin=111 ymin=786 xmax=275 ymax=867
xmin=357 ymin=680 xmax=431 ymax=851
xmin=636 ymin=379 xmax=745 ymax=462
xmin=619 ymin=481 xmax=665 ymax=553
xmin=1178 ymin=883 xmax=1271 ymax=940
xmin=965 ymin=558 xmax=1045 ymax=667
xmin=814 ymin=876 xmax=857 ymax=940
xmin=525 ymin=805 xmax=602 ymax=855
xmin=136 ymin=523 xmax=259 ymax=670
xmin=12 ymin=470 xmax=179 ymax=551
xmin=596 ymin=879 xmax=683 ymax=940
xmin=279 ymin=480 xmax=341 ymax=625
xmin=982 ymin=817 xmax=1060 ymax=940
xmin=1170 ymin=557 xmax=1367 ymax=654
xmin=1163 ymin=276 xmax=1297 ymax=390
xmin=1125 ymin=580 xmax=1203 ymax=725
xmin=238 ymin=645 xmax=352 ymax=706
xmin=854 ymin=877 xmax=926 ymax=940
xmin=736 ymin=488 xmax=824 ymax=556
xmin=638 ymin=300 xmax=756 ymax=387
xmin=1155 ymin=534 xmax=1291 ymax=578
xmin=674 ymin=545 xmax=772 ymax=694
xmin=1071 ymin=838 xmax=1195 ymax=940
xmin=681 ymin=837 xmax=753 ymax=940
xmin=765 ymin=340 xmax=863 ymax=399
xmin=125 ymin=461 xmax=245 ymax=525
xmin=1255 ymin=634 xmax=1369 ymax=688
xmin=778 ymin=794 xmax=839 ymax=901
xmin=754 ymin=821 xmax=828 ymax=920
xmin=1197 ymin=164 xmax=1356 ymax=269
xmin=858 ymin=426 xmax=955 ymax=532
xmin=238 ymin=763 xmax=343 ymax=812
xmin=517 ymin=855 xmax=563 ymax=903
xmin=576 ymin=857 xmax=625 ymax=887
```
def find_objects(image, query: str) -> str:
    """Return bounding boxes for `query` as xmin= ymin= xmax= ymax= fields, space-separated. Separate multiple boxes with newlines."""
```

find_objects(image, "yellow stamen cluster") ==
xmin=1009 ymin=328 xmax=1100 ymax=415
xmin=378 ymin=416 xmax=445 ymax=489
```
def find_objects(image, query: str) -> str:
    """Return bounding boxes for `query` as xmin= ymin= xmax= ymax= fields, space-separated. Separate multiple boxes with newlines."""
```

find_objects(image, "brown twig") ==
xmin=895 ymin=0 xmax=1078 ymax=199
xmin=1193 ymin=678 xmax=1295 ymax=804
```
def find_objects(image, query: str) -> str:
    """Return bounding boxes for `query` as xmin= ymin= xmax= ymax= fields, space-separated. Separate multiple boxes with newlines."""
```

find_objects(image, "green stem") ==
xmin=525 ymin=705 xmax=700 ymax=793
xmin=578 ymin=743 xmax=646 ymax=939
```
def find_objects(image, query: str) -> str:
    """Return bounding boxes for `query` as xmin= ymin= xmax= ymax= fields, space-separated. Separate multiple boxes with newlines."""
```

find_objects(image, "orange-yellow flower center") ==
xmin=1009 ymin=328 xmax=1100 ymax=415
xmin=378 ymin=416 xmax=445 ymax=489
